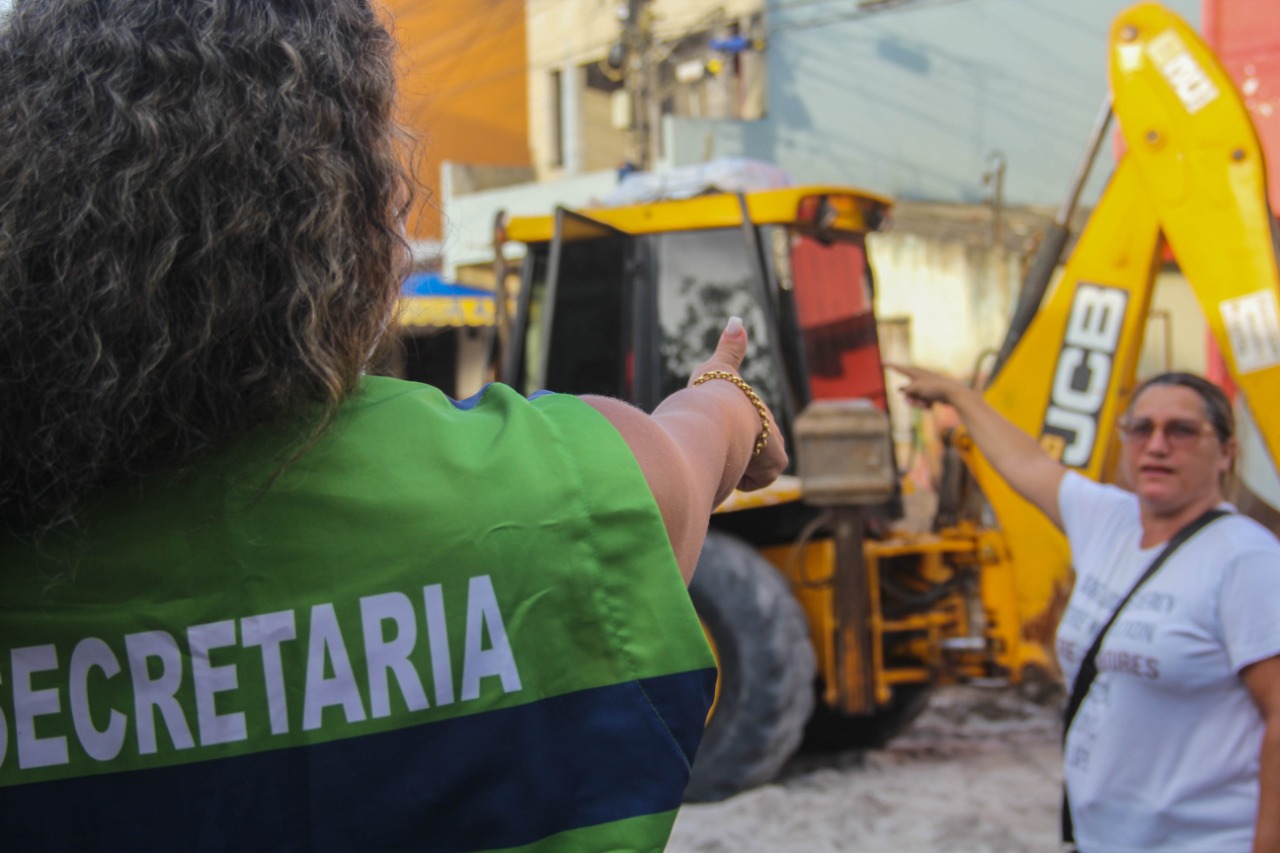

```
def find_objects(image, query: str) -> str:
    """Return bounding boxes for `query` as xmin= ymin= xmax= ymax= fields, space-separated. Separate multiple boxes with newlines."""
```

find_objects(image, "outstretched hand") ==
xmin=688 ymin=317 xmax=787 ymax=492
xmin=584 ymin=316 xmax=791 ymax=581
xmin=887 ymin=363 xmax=972 ymax=410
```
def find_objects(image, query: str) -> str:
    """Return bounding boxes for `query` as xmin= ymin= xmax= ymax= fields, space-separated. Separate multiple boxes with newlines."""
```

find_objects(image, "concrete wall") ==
xmin=868 ymin=233 xmax=1022 ymax=375
xmin=869 ymin=232 xmax=1208 ymax=381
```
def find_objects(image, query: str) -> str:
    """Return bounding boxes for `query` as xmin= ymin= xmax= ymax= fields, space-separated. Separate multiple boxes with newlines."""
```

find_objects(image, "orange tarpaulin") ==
xmin=383 ymin=0 xmax=530 ymax=243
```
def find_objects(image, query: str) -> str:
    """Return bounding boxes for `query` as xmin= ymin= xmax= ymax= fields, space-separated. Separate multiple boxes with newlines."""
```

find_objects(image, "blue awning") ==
xmin=400 ymin=272 xmax=494 ymax=328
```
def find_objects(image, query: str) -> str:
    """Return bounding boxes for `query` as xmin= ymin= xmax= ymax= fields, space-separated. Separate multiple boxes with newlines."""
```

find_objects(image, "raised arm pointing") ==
xmin=890 ymin=364 xmax=1066 ymax=530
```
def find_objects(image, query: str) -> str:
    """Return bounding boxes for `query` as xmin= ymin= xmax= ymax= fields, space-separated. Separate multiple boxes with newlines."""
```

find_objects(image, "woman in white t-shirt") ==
xmin=892 ymin=365 xmax=1280 ymax=853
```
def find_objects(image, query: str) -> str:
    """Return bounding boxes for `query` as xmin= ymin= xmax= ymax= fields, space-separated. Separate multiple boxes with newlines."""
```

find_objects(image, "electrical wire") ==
xmin=788 ymin=508 xmax=836 ymax=590
xmin=769 ymin=0 xmax=980 ymax=34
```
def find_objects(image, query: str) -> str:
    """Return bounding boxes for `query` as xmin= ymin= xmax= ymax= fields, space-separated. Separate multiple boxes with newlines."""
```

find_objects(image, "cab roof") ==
xmin=503 ymin=185 xmax=893 ymax=245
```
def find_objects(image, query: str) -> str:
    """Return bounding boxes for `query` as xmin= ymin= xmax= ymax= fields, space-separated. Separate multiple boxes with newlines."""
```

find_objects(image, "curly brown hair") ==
xmin=0 ymin=0 xmax=413 ymax=537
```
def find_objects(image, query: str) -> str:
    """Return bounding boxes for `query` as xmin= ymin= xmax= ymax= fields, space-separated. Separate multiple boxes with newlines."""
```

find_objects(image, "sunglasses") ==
xmin=1117 ymin=417 xmax=1217 ymax=448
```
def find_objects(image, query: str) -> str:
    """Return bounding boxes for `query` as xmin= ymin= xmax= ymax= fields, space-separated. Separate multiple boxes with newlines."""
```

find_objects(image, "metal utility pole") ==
xmin=622 ymin=0 xmax=655 ymax=169
xmin=983 ymin=150 xmax=1006 ymax=250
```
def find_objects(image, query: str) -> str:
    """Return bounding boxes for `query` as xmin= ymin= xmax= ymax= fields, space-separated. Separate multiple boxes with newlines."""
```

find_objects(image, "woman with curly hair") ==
xmin=0 ymin=2 xmax=786 ymax=850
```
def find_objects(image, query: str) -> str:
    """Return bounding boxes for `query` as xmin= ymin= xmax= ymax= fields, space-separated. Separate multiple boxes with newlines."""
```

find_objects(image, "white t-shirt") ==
xmin=1057 ymin=472 xmax=1280 ymax=853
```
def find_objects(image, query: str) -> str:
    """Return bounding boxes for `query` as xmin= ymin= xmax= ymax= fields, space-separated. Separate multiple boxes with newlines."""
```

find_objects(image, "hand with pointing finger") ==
xmin=688 ymin=317 xmax=787 ymax=493
xmin=888 ymin=362 xmax=975 ymax=411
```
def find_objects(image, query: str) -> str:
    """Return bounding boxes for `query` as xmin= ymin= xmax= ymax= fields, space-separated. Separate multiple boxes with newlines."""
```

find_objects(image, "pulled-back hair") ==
xmin=0 ymin=0 xmax=412 ymax=537
xmin=1129 ymin=372 xmax=1235 ymax=444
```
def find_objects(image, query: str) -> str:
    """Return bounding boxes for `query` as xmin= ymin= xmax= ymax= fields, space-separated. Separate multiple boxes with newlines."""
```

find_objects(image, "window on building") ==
xmin=579 ymin=59 xmax=629 ymax=172
xmin=585 ymin=61 xmax=624 ymax=96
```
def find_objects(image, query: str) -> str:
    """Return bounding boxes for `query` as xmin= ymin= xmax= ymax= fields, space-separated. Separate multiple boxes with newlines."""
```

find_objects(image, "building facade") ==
xmin=439 ymin=1 xmax=1280 ymax=400
xmin=669 ymin=0 xmax=1199 ymax=206
xmin=526 ymin=0 xmax=767 ymax=180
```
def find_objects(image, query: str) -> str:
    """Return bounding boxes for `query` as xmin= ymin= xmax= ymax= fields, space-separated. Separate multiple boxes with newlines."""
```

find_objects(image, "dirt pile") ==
xmin=667 ymin=685 xmax=1065 ymax=853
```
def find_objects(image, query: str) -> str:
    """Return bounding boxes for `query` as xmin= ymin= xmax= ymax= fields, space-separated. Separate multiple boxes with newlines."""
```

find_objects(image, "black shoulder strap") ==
xmin=1062 ymin=506 xmax=1230 ymax=736
xmin=1061 ymin=506 xmax=1229 ymax=845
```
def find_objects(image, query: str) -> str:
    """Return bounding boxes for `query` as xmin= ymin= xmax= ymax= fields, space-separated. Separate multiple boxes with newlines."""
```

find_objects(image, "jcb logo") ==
xmin=1041 ymin=283 xmax=1127 ymax=468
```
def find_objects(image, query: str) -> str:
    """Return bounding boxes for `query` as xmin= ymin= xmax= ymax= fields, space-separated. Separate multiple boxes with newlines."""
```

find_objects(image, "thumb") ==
xmin=711 ymin=315 xmax=748 ymax=372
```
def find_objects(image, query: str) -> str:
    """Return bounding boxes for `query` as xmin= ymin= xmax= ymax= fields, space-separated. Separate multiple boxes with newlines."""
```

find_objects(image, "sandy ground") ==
xmin=667 ymin=685 xmax=1065 ymax=853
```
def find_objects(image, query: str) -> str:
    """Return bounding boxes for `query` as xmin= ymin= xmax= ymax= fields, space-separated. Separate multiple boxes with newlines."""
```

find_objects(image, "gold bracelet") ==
xmin=692 ymin=370 xmax=771 ymax=458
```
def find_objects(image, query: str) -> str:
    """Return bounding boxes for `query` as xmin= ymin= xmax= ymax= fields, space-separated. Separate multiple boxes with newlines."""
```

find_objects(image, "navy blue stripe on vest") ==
xmin=0 ymin=669 xmax=715 ymax=853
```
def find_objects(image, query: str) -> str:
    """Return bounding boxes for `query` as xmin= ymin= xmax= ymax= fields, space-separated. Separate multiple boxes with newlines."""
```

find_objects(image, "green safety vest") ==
xmin=0 ymin=376 xmax=716 ymax=852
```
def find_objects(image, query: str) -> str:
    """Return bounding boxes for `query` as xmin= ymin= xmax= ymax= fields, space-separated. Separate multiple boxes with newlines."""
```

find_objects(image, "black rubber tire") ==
xmin=800 ymin=681 xmax=932 ymax=752
xmin=684 ymin=531 xmax=817 ymax=802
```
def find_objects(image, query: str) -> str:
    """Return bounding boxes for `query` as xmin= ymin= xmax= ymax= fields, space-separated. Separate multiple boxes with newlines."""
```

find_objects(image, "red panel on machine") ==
xmin=1201 ymin=0 xmax=1280 ymax=390
xmin=789 ymin=234 xmax=888 ymax=408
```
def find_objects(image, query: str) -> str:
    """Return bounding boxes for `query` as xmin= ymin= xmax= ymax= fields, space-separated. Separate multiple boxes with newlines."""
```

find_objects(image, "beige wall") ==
xmin=870 ymin=235 xmax=1207 ymax=384
xmin=869 ymin=234 xmax=1023 ymax=380
xmin=1139 ymin=271 xmax=1208 ymax=379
